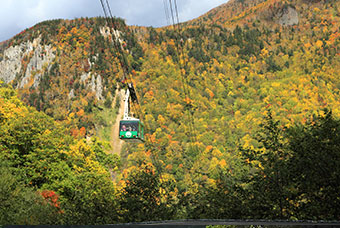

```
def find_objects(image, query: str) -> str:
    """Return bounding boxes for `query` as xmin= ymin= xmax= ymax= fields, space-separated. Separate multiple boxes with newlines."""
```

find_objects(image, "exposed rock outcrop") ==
xmin=0 ymin=37 xmax=55 ymax=88
xmin=100 ymin=26 xmax=124 ymax=46
xmin=91 ymin=74 xmax=104 ymax=100
xmin=80 ymin=72 xmax=104 ymax=100
xmin=80 ymin=72 xmax=91 ymax=83
xmin=68 ymin=89 xmax=75 ymax=99
xmin=276 ymin=6 xmax=299 ymax=26
xmin=0 ymin=41 xmax=32 ymax=83
xmin=19 ymin=38 xmax=55 ymax=88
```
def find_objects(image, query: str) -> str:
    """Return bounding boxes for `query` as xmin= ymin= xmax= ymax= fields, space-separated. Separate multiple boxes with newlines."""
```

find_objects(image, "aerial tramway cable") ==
xmin=99 ymin=0 xmax=201 ymax=175
xmin=100 ymin=0 xmax=142 ymax=123
xmin=99 ymin=0 xmax=167 ymax=175
xmin=165 ymin=0 xmax=201 ymax=155
xmin=163 ymin=0 xmax=171 ymax=26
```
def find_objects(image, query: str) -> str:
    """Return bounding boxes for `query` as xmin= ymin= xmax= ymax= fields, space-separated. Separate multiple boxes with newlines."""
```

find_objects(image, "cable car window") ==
xmin=120 ymin=121 xmax=138 ymax=132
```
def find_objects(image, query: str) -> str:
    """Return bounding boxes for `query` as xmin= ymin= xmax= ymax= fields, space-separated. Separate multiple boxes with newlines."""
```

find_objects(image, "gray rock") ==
xmin=19 ymin=38 xmax=55 ymax=88
xmin=81 ymin=72 xmax=103 ymax=100
xmin=0 ymin=36 xmax=55 ymax=88
xmin=32 ymin=73 xmax=42 ymax=88
xmin=277 ymin=6 xmax=299 ymax=26
xmin=95 ymin=74 xmax=103 ymax=100
xmin=0 ymin=41 xmax=31 ymax=83
xmin=80 ymin=72 xmax=90 ymax=82
xmin=69 ymin=89 xmax=75 ymax=99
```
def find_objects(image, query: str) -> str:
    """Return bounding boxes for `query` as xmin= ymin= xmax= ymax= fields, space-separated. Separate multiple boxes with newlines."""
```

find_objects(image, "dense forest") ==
xmin=1 ymin=0 xmax=340 ymax=224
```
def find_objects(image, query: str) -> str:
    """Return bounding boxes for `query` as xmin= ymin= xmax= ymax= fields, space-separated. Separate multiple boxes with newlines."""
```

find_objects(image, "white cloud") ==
xmin=0 ymin=0 xmax=229 ymax=41
xmin=178 ymin=0 xmax=227 ymax=23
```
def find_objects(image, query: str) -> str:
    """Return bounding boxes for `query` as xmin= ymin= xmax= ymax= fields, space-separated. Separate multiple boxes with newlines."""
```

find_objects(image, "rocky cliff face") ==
xmin=80 ymin=72 xmax=104 ymax=100
xmin=20 ymin=38 xmax=55 ymax=88
xmin=0 ymin=17 xmax=141 ymax=136
xmin=0 ymin=40 xmax=32 ymax=84
xmin=0 ymin=37 xmax=55 ymax=88
xmin=0 ymin=34 xmax=105 ymax=101
xmin=276 ymin=6 xmax=299 ymax=26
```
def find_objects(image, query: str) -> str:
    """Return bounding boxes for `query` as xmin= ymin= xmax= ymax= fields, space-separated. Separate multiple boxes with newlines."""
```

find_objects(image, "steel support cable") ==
xmin=163 ymin=0 xmax=171 ymax=26
xmin=173 ymin=0 xmax=182 ymax=34
xmin=100 ymin=0 xmax=128 ymax=81
xmin=103 ymin=0 xmax=146 ymax=127
xmin=177 ymin=52 xmax=200 ymax=152
xmin=106 ymin=7 xmax=152 ymax=147
xmin=170 ymin=12 xmax=197 ymax=156
xmin=99 ymin=1 xmax=141 ymax=132
xmin=168 ymin=0 xmax=192 ymax=129
xmin=99 ymin=0 xmax=166 ymax=179
xmin=169 ymin=1 xmax=190 ymax=143
xmin=100 ymin=0 xmax=133 ymax=103
xmin=99 ymin=1 xmax=182 ymax=184
xmin=168 ymin=0 xmax=201 ymax=157
xmin=165 ymin=2 xmax=197 ymax=171
xmin=168 ymin=0 xmax=176 ymax=29
xmin=168 ymin=0 xmax=194 ymax=138
xmin=164 ymin=1 xmax=194 ymax=151
xmin=100 ymin=0 xmax=141 ymax=122
xmin=105 ymin=0 xmax=131 ymax=79
xmin=173 ymin=24 xmax=198 ymax=147
xmin=108 ymin=17 xmax=130 ymax=78
xmin=173 ymin=0 xmax=200 ymax=150
xmin=100 ymin=0 xmax=130 ymax=82
xmin=169 ymin=0 xmax=190 ymax=111
xmin=100 ymin=0 xmax=141 ymax=124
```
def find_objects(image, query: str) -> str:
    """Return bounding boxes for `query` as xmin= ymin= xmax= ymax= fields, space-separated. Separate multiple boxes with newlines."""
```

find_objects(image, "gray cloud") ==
xmin=0 ymin=0 xmax=228 ymax=41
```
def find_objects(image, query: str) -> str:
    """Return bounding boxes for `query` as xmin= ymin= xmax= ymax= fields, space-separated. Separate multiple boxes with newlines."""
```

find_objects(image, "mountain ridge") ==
xmin=1 ymin=0 xmax=340 ymax=222
xmin=0 ymin=0 xmax=339 ymax=146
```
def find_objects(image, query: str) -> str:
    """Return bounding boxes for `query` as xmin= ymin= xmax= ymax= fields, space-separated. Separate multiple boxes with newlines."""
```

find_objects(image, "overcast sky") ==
xmin=0 ymin=0 xmax=228 ymax=42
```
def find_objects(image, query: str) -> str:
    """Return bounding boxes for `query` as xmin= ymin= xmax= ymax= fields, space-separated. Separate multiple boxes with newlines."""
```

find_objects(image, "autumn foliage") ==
xmin=1 ymin=0 xmax=340 ymax=224
xmin=40 ymin=190 xmax=62 ymax=211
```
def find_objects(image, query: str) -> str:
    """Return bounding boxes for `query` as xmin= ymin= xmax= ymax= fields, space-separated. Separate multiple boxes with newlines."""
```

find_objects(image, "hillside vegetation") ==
xmin=1 ymin=0 xmax=340 ymax=224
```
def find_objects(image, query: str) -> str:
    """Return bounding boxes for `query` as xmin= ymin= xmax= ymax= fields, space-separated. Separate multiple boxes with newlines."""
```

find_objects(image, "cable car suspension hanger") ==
xmin=99 ymin=0 xmax=145 ymax=142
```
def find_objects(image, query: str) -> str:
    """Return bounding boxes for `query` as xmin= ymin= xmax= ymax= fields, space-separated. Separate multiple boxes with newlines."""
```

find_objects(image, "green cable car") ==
xmin=119 ymin=83 xmax=145 ymax=143
xmin=119 ymin=120 xmax=144 ymax=142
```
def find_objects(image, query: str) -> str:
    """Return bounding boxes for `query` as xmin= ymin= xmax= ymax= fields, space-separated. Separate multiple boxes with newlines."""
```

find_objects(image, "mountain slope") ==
xmin=0 ymin=17 xmax=143 ymax=138
xmin=125 ymin=0 xmax=340 ymax=214
xmin=1 ymin=0 xmax=340 ymax=180
xmin=1 ymin=0 xmax=340 ymax=222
